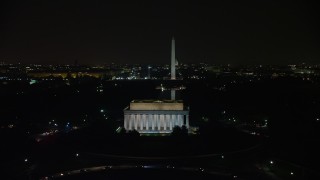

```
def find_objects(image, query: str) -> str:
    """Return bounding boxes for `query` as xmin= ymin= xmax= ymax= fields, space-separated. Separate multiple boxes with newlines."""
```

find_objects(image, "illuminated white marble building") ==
xmin=124 ymin=100 xmax=189 ymax=133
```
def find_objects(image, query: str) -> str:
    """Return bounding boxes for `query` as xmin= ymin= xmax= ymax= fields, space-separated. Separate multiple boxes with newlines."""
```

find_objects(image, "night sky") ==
xmin=0 ymin=1 xmax=319 ymax=65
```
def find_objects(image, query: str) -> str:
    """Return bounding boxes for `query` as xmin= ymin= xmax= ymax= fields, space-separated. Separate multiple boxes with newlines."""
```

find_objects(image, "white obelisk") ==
xmin=171 ymin=37 xmax=176 ymax=80
xmin=171 ymin=37 xmax=176 ymax=100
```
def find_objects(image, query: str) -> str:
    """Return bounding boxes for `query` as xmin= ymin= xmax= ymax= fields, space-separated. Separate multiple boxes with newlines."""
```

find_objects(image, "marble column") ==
xmin=174 ymin=114 xmax=178 ymax=126
xmin=134 ymin=114 xmax=138 ymax=130
xmin=142 ymin=114 xmax=146 ymax=130
xmin=160 ymin=114 xmax=164 ymax=130
xmin=129 ymin=114 xmax=134 ymax=130
xmin=124 ymin=115 xmax=127 ymax=129
xmin=164 ymin=115 xmax=168 ymax=130
xmin=152 ymin=114 xmax=155 ymax=130
xmin=169 ymin=115 xmax=173 ymax=130
xmin=146 ymin=114 xmax=149 ymax=130
xmin=156 ymin=114 xmax=160 ymax=131
xmin=186 ymin=115 xmax=189 ymax=128
xmin=138 ymin=114 xmax=144 ymax=130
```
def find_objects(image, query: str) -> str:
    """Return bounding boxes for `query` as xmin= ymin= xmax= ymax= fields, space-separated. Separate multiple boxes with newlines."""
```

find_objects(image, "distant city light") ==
xmin=221 ymin=155 xmax=224 ymax=159
xmin=24 ymin=158 xmax=28 ymax=162
xmin=100 ymin=109 xmax=104 ymax=113
xmin=29 ymin=79 xmax=37 ymax=85
xmin=290 ymin=172 xmax=294 ymax=175
xmin=270 ymin=160 xmax=273 ymax=164
xmin=76 ymin=153 xmax=79 ymax=157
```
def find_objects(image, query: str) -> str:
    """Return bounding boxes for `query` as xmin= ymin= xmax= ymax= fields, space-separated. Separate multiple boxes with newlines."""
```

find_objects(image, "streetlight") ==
xmin=270 ymin=160 xmax=273 ymax=164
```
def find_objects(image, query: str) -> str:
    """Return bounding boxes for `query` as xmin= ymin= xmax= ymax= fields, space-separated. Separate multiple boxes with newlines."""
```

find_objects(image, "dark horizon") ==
xmin=1 ymin=1 xmax=319 ymax=65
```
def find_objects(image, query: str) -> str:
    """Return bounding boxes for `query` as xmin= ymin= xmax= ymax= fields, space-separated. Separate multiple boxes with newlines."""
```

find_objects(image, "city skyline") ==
xmin=1 ymin=1 xmax=319 ymax=65
xmin=1 ymin=1 xmax=320 ymax=179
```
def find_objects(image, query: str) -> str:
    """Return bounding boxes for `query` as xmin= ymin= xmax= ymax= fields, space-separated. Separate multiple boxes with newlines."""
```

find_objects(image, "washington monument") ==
xmin=171 ymin=37 xmax=176 ymax=80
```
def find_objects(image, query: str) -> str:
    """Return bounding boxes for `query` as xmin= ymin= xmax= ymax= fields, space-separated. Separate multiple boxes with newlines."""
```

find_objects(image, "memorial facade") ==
xmin=124 ymin=100 xmax=189 ymax=133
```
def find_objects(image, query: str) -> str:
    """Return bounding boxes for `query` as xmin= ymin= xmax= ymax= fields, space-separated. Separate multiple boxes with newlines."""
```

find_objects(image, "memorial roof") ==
xmin=131 ymin=99 xmax=183 ymax=103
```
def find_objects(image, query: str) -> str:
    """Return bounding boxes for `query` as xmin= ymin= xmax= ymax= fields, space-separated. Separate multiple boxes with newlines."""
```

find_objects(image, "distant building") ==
xmin=124 ymin=100 xmax=189 ymax=133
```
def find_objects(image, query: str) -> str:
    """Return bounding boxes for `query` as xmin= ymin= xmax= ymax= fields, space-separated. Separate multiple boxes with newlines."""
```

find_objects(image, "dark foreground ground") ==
xmin=52 ymin=167 xmax=240 ymax=180
xmin=1 ymin=78 xmax=320 ymax=179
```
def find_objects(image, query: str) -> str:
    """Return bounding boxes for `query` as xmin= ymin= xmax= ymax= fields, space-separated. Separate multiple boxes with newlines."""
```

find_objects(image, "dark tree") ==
xmin=171 ymin=126 xmax=188 ymax=136
xmin=119 ymin=127 xmax=127 ymax=134
xmin=128 ymin=129 xmax=140 ymax=137
xmin=181 ymin=125 xmax=188 ymax=135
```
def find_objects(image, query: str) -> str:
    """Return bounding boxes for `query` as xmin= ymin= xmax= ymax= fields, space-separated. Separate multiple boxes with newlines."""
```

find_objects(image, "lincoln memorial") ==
xmin=123 ymin=100 xmax=189 ymax=133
